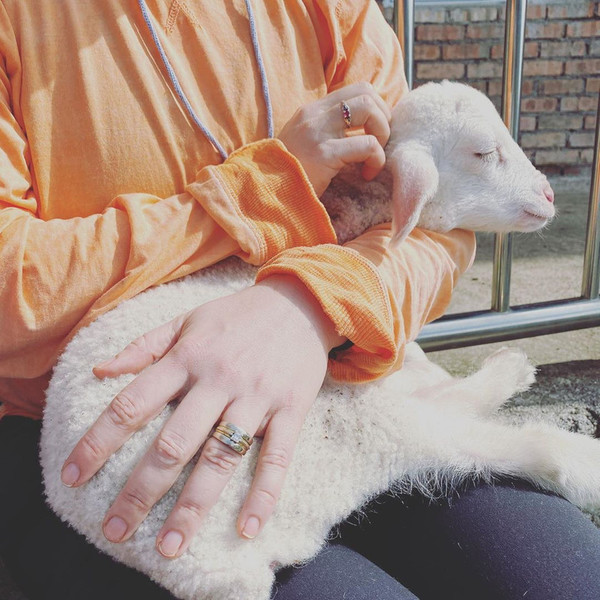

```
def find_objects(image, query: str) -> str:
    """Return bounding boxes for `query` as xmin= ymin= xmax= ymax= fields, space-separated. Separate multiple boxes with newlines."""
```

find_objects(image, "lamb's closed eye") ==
xmin=321 ymin=80 xmax=555 ymax=245
xmin=474 ymin=148 xmax=498 ymax=161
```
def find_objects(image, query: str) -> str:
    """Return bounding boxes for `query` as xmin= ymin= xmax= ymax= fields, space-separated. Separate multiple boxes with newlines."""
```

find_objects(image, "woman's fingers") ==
xmin=93 ymin=314 xmax=186 ymax=378
xmin=61 ymin=356 xmax=188 ymax=487
xmin=333 ymin=95 xmax=391 ymax=147
xmin=326 ymin=81 xmax=392 ymax=122
xmin=236 ymin=408 xmax=303 ymax=540
xmin=72 ymin=278 xmax=332 ymax=559
xmin=278 ymin=81 xmax=391 ymax=195
xmin=155 ymin=405 xmax=266 ymax=558
xmin=329 ymin=135 xmax=387 ymax=181
xmin=101 ymin=386 xmax=227 ymax=545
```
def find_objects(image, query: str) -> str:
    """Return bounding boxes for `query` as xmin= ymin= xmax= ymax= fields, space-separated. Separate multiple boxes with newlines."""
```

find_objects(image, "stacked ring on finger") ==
xmin=211 ymin=421 xmax=254 ymax=456
xmin=340 ymin=101 xmax=352 ymax=128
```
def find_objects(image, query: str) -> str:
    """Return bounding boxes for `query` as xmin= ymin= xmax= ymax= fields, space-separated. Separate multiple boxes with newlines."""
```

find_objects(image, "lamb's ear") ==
xmin=388 ymin=145 xmax=439 ymax=246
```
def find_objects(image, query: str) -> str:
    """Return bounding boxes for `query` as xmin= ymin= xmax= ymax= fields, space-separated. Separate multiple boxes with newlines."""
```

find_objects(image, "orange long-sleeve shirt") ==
xmin=0 ymin=0 xmax=475 ymax=421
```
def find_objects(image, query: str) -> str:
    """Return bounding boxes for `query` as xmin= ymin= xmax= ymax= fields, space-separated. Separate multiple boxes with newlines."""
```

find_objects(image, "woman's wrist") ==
xmin=255 ymin=275 xmax=346 ymax=352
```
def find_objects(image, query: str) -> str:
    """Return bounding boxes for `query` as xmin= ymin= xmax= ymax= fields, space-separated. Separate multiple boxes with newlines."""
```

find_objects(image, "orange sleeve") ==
xmin=257 ymin=0 xmax=477 ymax=381
xmin=0 ymin=55 xmax=335 ymax=381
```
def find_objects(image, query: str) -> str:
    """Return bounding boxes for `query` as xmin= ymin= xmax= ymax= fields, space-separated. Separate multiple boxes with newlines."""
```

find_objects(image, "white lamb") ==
xmin=41 ymin=82 xmax=596 ymax=600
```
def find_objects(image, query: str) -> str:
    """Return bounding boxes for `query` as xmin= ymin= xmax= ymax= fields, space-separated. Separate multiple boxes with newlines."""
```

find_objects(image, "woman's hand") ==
xmin=60 ymin=275 xmax=344 ymax=558
xmin=278 ymin=82 xmax=392 ymax=196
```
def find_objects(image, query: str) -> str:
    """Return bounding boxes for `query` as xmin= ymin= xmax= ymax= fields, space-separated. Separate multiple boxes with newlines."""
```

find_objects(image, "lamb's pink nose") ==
xmin=543 ymin=182 xmax=554 ymax=203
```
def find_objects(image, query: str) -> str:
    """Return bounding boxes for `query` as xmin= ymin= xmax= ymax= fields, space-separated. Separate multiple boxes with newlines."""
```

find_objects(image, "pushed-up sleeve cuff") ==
xmin=186 ymin=139 xmax=337 ymax=266
xmin=256 ymin=243 xmax=399 ymax=382
xmin=256 ymin=226 xmax=476 ymax=383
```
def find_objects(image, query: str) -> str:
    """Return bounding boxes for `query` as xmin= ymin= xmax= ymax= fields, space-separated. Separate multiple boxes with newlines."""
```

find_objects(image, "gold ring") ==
xmin=340 ymin=101 xmax=352 ymax=128
xmin=211 ymin=421 xmax=254 ymax=456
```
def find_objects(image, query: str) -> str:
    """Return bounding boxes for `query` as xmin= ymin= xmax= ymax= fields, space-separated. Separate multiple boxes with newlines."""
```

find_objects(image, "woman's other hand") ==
xmin=278 ymin=82 xmax=391 ymax=196
xmin=60 ymin=275 xmax=344 ymax=558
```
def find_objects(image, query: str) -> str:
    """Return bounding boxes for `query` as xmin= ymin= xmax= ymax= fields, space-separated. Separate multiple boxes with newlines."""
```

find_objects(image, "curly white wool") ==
xmin=41 ymin=259 xmax=600 ymax=600
xmin=41 ymin=83 xmax=588 ymax=600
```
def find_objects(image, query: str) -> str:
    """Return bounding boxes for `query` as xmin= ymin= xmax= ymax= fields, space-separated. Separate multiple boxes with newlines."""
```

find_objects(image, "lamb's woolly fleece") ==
xmin=41 ymin=259 xmax=600 ymax=600
xmin=41 ymin=82 xmax=580 ymax=600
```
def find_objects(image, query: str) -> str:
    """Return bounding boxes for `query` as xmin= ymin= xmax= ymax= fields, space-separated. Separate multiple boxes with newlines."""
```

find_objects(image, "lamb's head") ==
xmin=388 ymin=80 xmax=555 ymax=244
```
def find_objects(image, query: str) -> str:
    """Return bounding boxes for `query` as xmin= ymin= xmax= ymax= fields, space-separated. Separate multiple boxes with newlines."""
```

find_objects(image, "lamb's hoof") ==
xmin=482 ymin=347 xmax=536 ymax=394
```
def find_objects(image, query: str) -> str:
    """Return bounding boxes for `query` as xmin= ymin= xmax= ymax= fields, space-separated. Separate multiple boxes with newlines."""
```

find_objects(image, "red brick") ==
xmin=540 ymin=41 xmax=587 ymax=58
xmin=469 ymin=80 xmax=488 ymax=94
xmin=415 ymin=7 xmax=446 ymax=24
xmin=522 ymin=97 xmax=559 ymax=113
xmin=547 ymin=4 xmax=594 ymax=19
xmin=586 ymin=78 xmax=600 ymax=93
xmin=560 ymin=96 xmax=598 ymax=112
xmin=578 ymin=96 xmax=599 ymax=111
xmin=491 ymin=42 xmax=538 ymax=60
xmin=580 ymin=149 xmax=595 ymax=163
xmin=416 ymin=62 xmax=465 ymax=80
xmin=467 ymin=7 xmax=499 ymax=22
xmin=570 ymin=166 xmax=593 ymax=176
xmin=526 ymin=4 xmax=546 ymax=19
xmin=569 ymin=132 xmax=596 ymax=147
xmin=538 ymin=114 xmax=584 ymax=130
xmin=541 ymin=78 xmax=584 ymax=95
xmin=535 ymin=149 xmax=580 ymax=165
xmin=490 ymin=44 xmax=502 ymax=60
xmin=567 ymin=21 xmax=600 ymax=38
xmin=448 ymin=8 xmax=469 ymax=23
xmin=488 ymin=79 xmax=502 ymax=96
xmin=524 ymin=41 xmax=540 ymax=59
xmin=443 ymin=44 xmax=489 ymax=60
xmin=521 ymin=131 xmax=566 ymax=148
xmin=562 ymin=165 xmax=591 ymax=176
xmin=414 ymin=44 xmax=441 ymax=60
xmin=566 ymin=59 xmax=600 ymax=75
xmin=520 ymin=115 xmax=537 ymax=131
xmin=467 ymin=62 xmax=503 ymax=79
xmin=521 ymin=80 xmax=534 ymax=96
xmin=560 ymin=97 xmax=579 ymax=112
xmin=466 ymin=24 xmax=504 ymax=39
xmin=584 ymin=115 xmax=597 ymax=129
xmin=538 ymin=165 xmax=563 ymax=176
xmin=526 ymin=22 xmax=565 ymax=39
xmin=416 ymin=24 xmax=464 ymax=42
xmin=523 ymin=60 xmax=564 ymax=77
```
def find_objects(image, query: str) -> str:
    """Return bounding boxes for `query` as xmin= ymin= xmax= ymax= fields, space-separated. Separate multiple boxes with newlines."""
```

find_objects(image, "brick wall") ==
xmin=381 ymin=0 xmax=600 ymax=177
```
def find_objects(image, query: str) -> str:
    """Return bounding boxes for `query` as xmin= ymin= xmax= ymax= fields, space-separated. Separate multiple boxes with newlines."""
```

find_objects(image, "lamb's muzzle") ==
xmin=322 ymin=80 xmax=556 ymax=246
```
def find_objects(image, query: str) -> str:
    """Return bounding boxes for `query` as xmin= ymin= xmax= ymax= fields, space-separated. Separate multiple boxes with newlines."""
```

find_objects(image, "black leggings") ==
xmin=2 ymin=415 xmax=600 ymax=600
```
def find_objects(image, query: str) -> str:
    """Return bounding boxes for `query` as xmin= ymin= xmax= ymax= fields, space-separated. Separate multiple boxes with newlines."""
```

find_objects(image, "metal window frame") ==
xmin=393 ymin=0 xmax=600 ymax=352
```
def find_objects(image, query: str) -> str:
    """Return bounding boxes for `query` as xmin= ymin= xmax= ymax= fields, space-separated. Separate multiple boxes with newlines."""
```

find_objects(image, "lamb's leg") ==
xmin=397 ymin=400 xmax=600 ymax=511
xmin=412 ymin=347 xmax=536 ymax=416
xmin=459 ymin=420 xmax=600 ymax=510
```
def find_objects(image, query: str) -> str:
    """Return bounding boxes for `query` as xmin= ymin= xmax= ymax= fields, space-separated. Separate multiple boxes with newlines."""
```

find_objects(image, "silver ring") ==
xmin=340 ymin=101 xmax=352 ymax=128
xmin=211 ymin=421 xmax=254 ymax=456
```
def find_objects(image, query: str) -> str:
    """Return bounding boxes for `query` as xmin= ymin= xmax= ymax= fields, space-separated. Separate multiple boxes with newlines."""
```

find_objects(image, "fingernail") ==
xmin=104 ymin=516 xmax=128 ymax=542
xmin=61 ymin=463 xmax=80 ymax=487
xmin=242 ymin=516 xmax=260 ymax=539
xmin=158 ymin=530 xmax=183 ymax=557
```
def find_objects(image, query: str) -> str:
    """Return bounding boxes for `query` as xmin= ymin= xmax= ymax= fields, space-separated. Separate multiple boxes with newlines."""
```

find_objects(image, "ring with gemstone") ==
xmin=340 ymin=101 xmax=352 ymax=128
xmin=212 ymin=421 xmax=254 ymax=456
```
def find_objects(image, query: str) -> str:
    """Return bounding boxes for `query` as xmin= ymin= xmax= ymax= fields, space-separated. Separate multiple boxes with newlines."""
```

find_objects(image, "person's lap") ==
xmin=2 ymin=415 xmax=600 ymax=600
xmin=333 ymin=477 xmax=600 ymax=599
